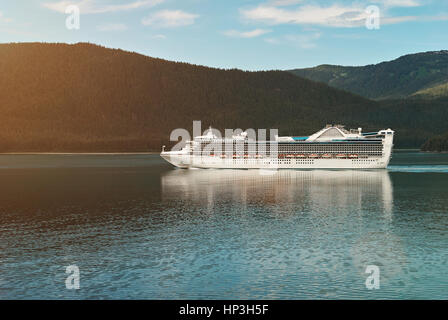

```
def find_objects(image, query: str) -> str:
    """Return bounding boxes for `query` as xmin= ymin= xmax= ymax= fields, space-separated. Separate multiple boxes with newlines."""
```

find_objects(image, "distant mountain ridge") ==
xmin=289 ymin=51 xmax=448 ymax=100
xmin=0 ymin=42 xmax=447 ymax=152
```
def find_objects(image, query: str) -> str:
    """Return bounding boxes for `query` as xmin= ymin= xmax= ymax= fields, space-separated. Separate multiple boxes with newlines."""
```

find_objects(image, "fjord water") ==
xmin=0 ymin=151 xmax=447 ymax=299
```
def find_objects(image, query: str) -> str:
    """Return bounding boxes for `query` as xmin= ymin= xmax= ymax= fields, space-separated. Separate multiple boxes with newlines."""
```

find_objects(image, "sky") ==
xmin=1 ymin=0 xmax=447 ymax=70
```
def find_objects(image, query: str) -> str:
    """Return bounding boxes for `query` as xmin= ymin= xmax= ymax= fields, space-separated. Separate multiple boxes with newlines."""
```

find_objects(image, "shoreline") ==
xmin=0 ymin=152 xmax=160 ymax=155
xmin=1 ymin=149 xmax=446 ymax=155
xmin=420 ymin=151 xmax=448 ymax=154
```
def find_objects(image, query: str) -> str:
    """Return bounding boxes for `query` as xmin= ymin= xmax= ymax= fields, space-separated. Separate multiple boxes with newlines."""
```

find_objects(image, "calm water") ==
xmin=0 ymin=151 xmax=447 ymax=299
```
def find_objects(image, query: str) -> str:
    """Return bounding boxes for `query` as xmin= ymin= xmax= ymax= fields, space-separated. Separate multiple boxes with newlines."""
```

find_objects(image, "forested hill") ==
xmin=0 ymin=42 xmax=447 ymax=152
xmin=289 ymin=51 xmax=448 ymax=100
xmin=0 ymin=42 xmax=372 ymax=152
xmin=421 ymin=131 xmax=448 ymax=152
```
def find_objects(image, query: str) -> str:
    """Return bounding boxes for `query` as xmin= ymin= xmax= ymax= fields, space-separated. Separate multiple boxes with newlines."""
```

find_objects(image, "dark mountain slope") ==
xmin=289 ymin=51 xmax=448 ymax=100
xmin=0 ymin=42 xmax=377 ymax=152
xmin=0 ymin=42 xmax=446 ymax=151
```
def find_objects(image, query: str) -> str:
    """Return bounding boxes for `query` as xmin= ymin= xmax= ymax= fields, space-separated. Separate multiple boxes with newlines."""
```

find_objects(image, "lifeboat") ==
xmin=220 ymin=154 xmax=226 ymax=158
xmin=286 ymin=154 xmax=295 ymax=158
xmin=295 ymin=154 xmax=306 ymax=158
xmin=309 ymin=154 xmax=318 ymax=158
xmin=322 ymin=154 xmax=332 ymax=158
xmin=348 ymin=154 xmax=359 ymax=159
xmin=243 ymin=154 xmax=250 ymax=159
xmin=336 ymin=154 xmax=346 ymax=158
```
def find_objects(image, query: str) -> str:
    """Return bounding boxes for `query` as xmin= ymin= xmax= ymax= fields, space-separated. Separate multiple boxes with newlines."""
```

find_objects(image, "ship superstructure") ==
xmin=161 ymin=125 xmax=394 ymax=169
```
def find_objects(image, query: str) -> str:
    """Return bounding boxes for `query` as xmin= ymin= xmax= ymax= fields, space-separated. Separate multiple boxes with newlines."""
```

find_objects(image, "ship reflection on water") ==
xmin=158 ymin=169 xmax=421 ymax=299
xmin=161 ymin=169 xmax=393 ymax=218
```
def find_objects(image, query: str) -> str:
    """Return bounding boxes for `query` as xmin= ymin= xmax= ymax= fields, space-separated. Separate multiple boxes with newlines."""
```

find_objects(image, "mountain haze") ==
xmin=289 ymin=51 xmax=448 ymax=100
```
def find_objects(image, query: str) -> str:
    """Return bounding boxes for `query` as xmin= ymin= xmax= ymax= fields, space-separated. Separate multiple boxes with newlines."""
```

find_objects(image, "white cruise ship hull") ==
xmin=160 ymin=152 xmax=191 ymax=169
xmin=160 ymin=154 xmax=390 ymax=169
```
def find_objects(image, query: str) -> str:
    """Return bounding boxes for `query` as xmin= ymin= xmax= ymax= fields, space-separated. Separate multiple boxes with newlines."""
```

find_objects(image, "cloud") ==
xmin=223 ymin=28 xmax=271 ymax=38
xmin=265 ymin=32 xmax=322 ymax=48
xmin=241 ymin=4 xmax=371 ymax=27
xmin=269 ymin=0 xmax=422 ymax=9
xmin=386 ymin=14 xmax=448 ymax=23
xmin=142 ymin=10 xmax=199 ymax=27
xmin=43 ymin=0 xmax=163 ymax=14
xmin=422 ymin=15 xmax=448 ymax=21
xmin=0 ymin=11 xmax=13 ymax=23
xmin=152 ymin=34 xmax=166 ymax=39
xmin=371 ymin=0 xmax=421 ymax=8
xmin=382 ymin=16 xmax=418 ymax=24
xmin=268 ymin=0 xmax=304 ymax=6
xmin=97 ymin=23 xmax=128 ymax=31
xmin=240 ymin=2 xmax=429 ymax=28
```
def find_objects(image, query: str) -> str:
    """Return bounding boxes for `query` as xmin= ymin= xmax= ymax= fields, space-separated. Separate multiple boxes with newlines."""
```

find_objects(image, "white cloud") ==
xmin=265 ymin=32 xmax=322 ymax=48
xmin=152 ymin=34 xmax=166 ymax=39
xmin=97 ymin=23 xmax=128 ymax=31
xmin=382 ymin=14 xmax=448 ymax=24
xmin=269 ymin=0 xmax=422 ymax=9
xmin=142 ymin=10 xmax=199 ymax=27
xmin=241 ymin=4 xmax=370 ymax=27
xmin=223 ymin=28 xmax=271 ymax=38
xmin=43 ymin=0 xmax=163 ymax=14
xmin=268 ymin=0 xmax=304 ymax=6
xmin=422 ymin=15 xmax=448 ymax=21
xmin=382 ymin=16 xmax=418 ymax=24
xmin=371 ymin=0 xmax=421 ymax=8
xmin=240 ymin=2 xmax=429 ymax=28
xmin=0 ymin=11 xmax=13 ymax=23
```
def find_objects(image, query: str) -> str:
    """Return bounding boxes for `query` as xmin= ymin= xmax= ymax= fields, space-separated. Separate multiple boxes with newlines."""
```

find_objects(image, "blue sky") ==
xmin=1 ymin=0 xmax=447 ymax=70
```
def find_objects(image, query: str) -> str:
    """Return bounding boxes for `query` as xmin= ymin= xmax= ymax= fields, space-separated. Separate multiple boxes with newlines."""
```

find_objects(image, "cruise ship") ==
xmin=160 ymin=125 xmax=394 ymax=169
